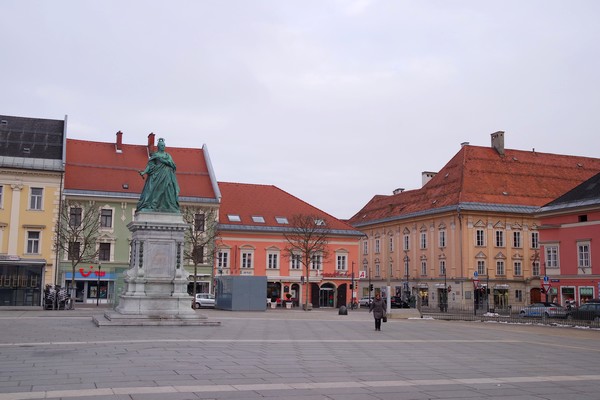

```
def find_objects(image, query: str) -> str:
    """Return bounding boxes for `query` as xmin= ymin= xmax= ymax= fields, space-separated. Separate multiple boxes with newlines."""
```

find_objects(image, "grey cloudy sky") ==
xmin=2 ymin=1 xmax=599 ymax=219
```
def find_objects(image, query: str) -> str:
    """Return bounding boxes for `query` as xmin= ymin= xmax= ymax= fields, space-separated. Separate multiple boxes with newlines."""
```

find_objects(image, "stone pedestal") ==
xmin=93 ymin=212 xmax=220 ymax=327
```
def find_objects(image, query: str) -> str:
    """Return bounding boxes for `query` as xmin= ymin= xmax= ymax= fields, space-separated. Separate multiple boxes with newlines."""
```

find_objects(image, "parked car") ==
xmin=390 ymin=296 xmax=410 ymax=308
xmin=567 ymin=302 xmax=600 ymax=322
xmin=194 ymin=293 xmax=215 ymax=309
xmin=359 ymin=297 xmax=372 ymax=307
xmin=519 ymin=302 xmax=567 ymax=318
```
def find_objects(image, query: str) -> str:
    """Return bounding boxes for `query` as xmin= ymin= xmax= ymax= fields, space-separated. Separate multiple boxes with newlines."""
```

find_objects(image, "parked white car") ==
xmin=194 ymin=293 xmax=215 ymax=309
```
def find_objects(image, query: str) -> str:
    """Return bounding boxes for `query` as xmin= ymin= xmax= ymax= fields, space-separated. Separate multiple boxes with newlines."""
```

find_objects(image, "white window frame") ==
xmin=0 ymin=185 xmax=3 ymax=208
xmin=420 ymin=232 xmax=427 ymax=249
xmin=513 ymin=260 xmax=522 ymax=276
xmin=577 ymin=241 xmax=591 ymax=269
xmin=336 ymin=254 xmax=348 ymax=271
xmin=439 ymin=230 xmax=446 ymax=248
xmin=26 ymin=231 xmax=41 ymax=254
xmin=496 ymin=260 xmax=505 ymax=275
xmin=100 ymin=208 xmax=114 ymax=230
xmin=532 ymin=261 xmax=540 ymax=276
xmin=495 ymin=230 xmax=505 ymax=247
xmin=420 ymin=260 xmax=427 ymax=276
xmin=512 ymin=231 xmax=522 ymax=248
xmin=389 ymin=236 xmax=394 ymax=253
xmin=241 ymin=250 xmax=254 ymax=269
xmin=363 ymin=241 xmax=368 ymax=255
xmin=439 ymin=259 xmax=446 ymax=276
xmin=375 ymin=238 xmax=380 ymax=254
xmin=531 ymin=231 xmax=539 ymax=249
xmin=477 ymin=260 xmax=486 ymax=276
xmin=267 ymin=252 xmax=280 ymax=269
xmin=545 ymin=245 xmax=559 ymax=269
xmin=29 ymin=187 xmax=43 ymax=210
xmin=217 ymin=249 xmax=230 ymax=269
xmin=310 ymin=253 xmax=322 ymax=270
xmin=475 ymin=229 xmax=485 ymax=247
xmin=290 ymin=253 xmax=301 ymax=270
xmin=375 ymin=263 xmax=380 ymax=277
xmin=98 ymin=242 xmax=112 ymax=262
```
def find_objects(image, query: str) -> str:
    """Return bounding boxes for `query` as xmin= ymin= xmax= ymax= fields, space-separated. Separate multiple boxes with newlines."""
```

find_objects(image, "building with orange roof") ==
xmin=536 ymin=171 xmax=600 ymax=306
xmin=62 ymin=132 xmax=220 ymax=305
xmin=349 ymin=132 xmax=600 ymax=312
xmin=0 ymin=115 xmax=66 ymax=306
xmin=217 ymin=182 xmax=363 ymax=308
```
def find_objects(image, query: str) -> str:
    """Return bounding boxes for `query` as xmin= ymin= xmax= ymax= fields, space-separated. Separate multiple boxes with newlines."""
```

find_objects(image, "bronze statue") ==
xmin=136 ymin=138 xmax=180 ymax=213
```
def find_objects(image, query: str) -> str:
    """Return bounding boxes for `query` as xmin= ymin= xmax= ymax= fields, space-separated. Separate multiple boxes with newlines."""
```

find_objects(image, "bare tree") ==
xmin=283 ymin=214 xmax=330 ymax=311
xmin=54 ymin=200 xmax=101 ymax=308
xmin=181 ymin=206 xmax=220 ymax=308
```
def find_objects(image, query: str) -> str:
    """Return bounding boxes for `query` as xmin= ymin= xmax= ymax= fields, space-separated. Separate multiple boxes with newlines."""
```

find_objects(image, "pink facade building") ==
xmin=537 ymin=171 xmax=600 ymax=306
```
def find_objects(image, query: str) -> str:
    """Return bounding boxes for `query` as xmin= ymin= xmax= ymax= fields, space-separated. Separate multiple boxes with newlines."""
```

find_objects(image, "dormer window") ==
xmin=275 ymin=217 xmax=288 ymax=224
xmin=252 ymin=216 xmax=265 ymax=223
xmin=227 ymin=214 xmax=241 ymax=222
xmin=314 ymin=218 xmax=325 ymax=226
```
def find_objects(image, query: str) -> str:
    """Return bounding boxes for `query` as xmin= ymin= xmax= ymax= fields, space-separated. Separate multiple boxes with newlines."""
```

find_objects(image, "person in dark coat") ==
xmin=369 ymin=293 xmax=387 ymax=331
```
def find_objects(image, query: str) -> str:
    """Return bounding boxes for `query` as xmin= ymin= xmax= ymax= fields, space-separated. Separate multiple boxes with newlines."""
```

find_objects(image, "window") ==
xmin=0 ymin=185 xmax=3 ymax=207
xmin=363 ymin=241 xmax=368 ymax=255
xmin=192 ymin=245 xmax=204 ymax=263
xmin=475 ymin=229 xmax=485 ymax=246
xmin=404 ymin=258 xmax=409 ymax=277
xmin=375 ymin=239 xmax=380 ymax=254
xmin=578 ymin=242 xmax=591 ymax=269
xmin=496 ymin=260 xmax=505 ymax=275
xmin=100 ymin=209 xmax=113 ymax=228
xmin=420 ymin=260 xmax=427 ymax=276
xmin=30 ymin=188 xmax=43 ymax=210
xmin=532 ymin=261 xmax=540 ymax=276
xmin=68 ymin=241 xmax=80 ymax=260
xmin=290 ymin=254 xmax=301 ymax=270
xmin=314 ymin=218 xmax=325 ymax=226
xmin=513 ymin=261 xmax=522 ymax=276
xmin=495 ymin=231 xmax=504 ymax=247
xmin=375 ymin=263 xmax=380 ymax=277
xmin=389 ymin=236 xmax=394 ymax=253
xmin=420 ymin=232 xmax=427 ymax=249
xmin=99 ymin=243 xmax=111 ymax=261
xmin=69 ymin=207 xmax=82 ymax=227
xmin=477 ymin=260 xmax=486 ymax=276
xmin=512 ymin=231 xmax=521 ymax=248
xmin=267 ymin=253 xmax=279 ymax=269
xmin=218 ymin=250 xmax=229 ymax=269
xmin=439 ymin=260 xmax=446 ymax=276
xmin=439 ymin=230 xmax=446 ymax=248
xmin=227 ymin=214 xmax=241 ymax=222
xmin=194 ymin=213 xmax=205 ymax=232
xmin=531 ymin=231 xmax=539 ymax=249
xmin=311 ymin=254 xmax=322 ymax=270
xmin=241 ymin=251 xmax=253 ymax=269
xmin=251 ymin=216 xmax=265 ymax=223
xmin=515 ymin=289 xmax=523 ymax=302
xmin=26 ymin=231 xmax=40 ymax=254
xmin=403 ymin=234 xmax=409 ymax=251
xmin=336 ymin=254 xmax=347 ymax=271
xmin=275 ymin=216 xmax=288 ymax=224
xmin=546 ymin=245 xmax=559 ymax=269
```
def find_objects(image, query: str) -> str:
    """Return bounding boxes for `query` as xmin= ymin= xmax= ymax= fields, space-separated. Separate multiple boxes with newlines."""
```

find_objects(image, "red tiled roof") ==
xmin=65 ymin=138 xmax=216 ymax=199
xmin=349 ymin=145 xmax=600 ymax=225
xmin=218 ymin=182 xmax=359 ymax=232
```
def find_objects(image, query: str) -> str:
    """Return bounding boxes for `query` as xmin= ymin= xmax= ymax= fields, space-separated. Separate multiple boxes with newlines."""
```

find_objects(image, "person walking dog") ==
xmin=369 ymin=293 xmax=387 ymax=331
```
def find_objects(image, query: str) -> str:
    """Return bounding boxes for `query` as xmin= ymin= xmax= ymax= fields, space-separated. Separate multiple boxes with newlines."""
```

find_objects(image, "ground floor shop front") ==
xmin=0 ymin=260 xmax=46 ymax=306
xmin=267 ymin=278 xmax=353 ymax=308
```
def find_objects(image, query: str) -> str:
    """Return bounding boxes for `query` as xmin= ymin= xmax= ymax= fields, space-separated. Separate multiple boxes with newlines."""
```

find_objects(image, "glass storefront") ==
xmin=0 ymin=264 xmax=44 ymax=306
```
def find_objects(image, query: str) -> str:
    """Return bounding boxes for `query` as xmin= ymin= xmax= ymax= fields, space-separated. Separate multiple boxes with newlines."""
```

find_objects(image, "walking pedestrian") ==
xmin=369 ymin=293 xmax=386 ymax=331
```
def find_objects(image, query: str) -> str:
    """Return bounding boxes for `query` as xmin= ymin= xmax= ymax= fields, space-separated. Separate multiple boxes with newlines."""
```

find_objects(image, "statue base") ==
xmin=93 ymin=211 xmax=220 ymax=327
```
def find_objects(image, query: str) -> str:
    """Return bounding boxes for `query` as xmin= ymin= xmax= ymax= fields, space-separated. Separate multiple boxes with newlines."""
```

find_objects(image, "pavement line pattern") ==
xmin=0 ymin=338 xmax=521 ymax=347
xmin=1 ymin=374 xmax=600 ymax=400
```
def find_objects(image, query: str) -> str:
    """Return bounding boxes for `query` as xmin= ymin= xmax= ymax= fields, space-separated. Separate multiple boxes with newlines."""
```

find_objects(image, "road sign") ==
xmin=474 ymin=271 xmax=478 ymax=278
xmin=543 ymin=276 xmax=549 ymax=283
xmin=473 ymin=279 xmax=480 ymax=288
xmin=542 ymin=283 xmax=551 ymax=293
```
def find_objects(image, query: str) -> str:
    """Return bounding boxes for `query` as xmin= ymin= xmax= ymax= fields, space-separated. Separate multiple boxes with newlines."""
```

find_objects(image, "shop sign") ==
xmin=321 ymin=271 xmax=350 ymax=278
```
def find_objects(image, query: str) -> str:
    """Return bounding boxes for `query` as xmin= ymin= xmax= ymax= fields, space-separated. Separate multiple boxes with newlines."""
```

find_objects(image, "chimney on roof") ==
xmin=147 ymin=132 xmax=155 ymax=153
xmin=115 ymin=131 xmax=123 ymax=153
xmin=491 ymin=131 xmax=505 ymax=155
xmin=422 ymin=171 xmax=437 ymax=186
xmin=460 ymin=142 xmax=470 ymax=147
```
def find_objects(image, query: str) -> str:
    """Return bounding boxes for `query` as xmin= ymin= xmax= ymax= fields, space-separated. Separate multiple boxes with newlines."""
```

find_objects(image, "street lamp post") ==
xmin=403 ymin=255 xmax=410 ymax=305
xmin=443 ymin=265 xmax=447 ymax=312
xmin=351 ymin=261 xmax=355 ymax=307
xmin=96 ymin=264 xmax=101 ymax=307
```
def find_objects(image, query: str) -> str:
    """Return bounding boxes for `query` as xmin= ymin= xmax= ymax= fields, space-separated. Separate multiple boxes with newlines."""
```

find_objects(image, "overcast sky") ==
xmin=2 ymin=1 xmax=599 ymax=219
